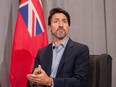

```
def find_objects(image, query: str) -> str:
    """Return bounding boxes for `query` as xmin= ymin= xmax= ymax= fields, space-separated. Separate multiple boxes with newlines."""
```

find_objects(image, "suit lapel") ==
xmin=44 ymin=44 xmax=53 ymax=76
xmin=56 ymin=39 xmax=74 ymax=76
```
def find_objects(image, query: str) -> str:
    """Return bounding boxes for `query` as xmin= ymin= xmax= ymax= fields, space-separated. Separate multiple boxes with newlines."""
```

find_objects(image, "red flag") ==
xmin=10 ymin=0 xmax=48 ymax=87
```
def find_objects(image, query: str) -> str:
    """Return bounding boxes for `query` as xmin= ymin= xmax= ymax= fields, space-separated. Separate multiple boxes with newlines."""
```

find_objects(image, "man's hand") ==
xmin=27 ymin=65 xmax=52 ymax=86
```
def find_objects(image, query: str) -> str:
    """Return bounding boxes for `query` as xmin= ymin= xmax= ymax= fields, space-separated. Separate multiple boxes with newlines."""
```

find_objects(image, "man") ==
xmin=27 ymin=7 xmax=89 ymax=87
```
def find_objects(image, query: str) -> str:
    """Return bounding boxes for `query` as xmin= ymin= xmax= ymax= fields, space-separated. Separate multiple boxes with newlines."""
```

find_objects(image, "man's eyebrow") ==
xmin=53 ymin=18 xmax=59 ymax=20
xmin=52 ymin=18 xmax=67 ymax=20
xmin=62 ymin=19 xmax=67 ymax=20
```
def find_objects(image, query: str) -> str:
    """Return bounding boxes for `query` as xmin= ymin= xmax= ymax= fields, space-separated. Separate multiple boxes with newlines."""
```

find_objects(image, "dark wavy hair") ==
xmin=48 ymin=7 xmax=70 ymax=26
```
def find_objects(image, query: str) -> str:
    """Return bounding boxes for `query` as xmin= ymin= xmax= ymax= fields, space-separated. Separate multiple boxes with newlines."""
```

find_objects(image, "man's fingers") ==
xmin=27 ymin=74 xmax=39 ymax=83
xmin=38 ymin=65 xmax=45 ymax=74
xmin=33 ymin=66 xmax=41 ymax=75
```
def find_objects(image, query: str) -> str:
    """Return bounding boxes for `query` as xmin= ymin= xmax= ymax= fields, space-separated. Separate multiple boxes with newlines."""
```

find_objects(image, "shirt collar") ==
xmin=52 ymin=37 xmax=69 ymax=49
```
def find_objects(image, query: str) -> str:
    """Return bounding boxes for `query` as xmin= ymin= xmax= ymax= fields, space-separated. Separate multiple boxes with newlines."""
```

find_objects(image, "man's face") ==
xmin=48 ymin=13 xmax=69 ymax=40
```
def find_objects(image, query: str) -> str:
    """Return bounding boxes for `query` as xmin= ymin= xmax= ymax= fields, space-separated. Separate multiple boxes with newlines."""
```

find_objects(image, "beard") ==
xmin=51 ymin=28 xmax=67 ymax=40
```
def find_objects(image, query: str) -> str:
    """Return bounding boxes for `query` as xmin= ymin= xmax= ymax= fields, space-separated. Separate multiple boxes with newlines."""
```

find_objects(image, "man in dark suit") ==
xmin=27 ymin=7 xmax=89 ymax=87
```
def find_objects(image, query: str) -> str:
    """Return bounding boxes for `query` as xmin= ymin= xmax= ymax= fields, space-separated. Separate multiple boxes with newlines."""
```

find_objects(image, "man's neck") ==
xmin=53 ymin=36 xmax=68 ymax=46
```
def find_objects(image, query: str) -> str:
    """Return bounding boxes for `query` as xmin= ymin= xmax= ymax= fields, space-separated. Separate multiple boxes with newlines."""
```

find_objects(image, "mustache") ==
xmin=57 ymin=28 xmax=65 ymax=32
xmin=57 ymin=26 xmax=65 ymax=31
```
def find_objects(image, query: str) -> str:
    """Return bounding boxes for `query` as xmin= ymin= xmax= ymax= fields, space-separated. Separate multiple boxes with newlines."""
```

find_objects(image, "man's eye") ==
xmin=54 ymin=21 xmax=58 ymax=23
xmin=63 ymin=20 xmax=68 ymax=23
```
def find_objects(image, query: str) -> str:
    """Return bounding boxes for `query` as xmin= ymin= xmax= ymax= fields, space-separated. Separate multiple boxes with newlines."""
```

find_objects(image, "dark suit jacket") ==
xmin=27 ymin=39 xmax=89 ymax=87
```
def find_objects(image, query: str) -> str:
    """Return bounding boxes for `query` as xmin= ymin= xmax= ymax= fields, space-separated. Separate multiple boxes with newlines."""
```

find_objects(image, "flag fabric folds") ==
xmin=10 ymin=0 xmax=48 ymax=87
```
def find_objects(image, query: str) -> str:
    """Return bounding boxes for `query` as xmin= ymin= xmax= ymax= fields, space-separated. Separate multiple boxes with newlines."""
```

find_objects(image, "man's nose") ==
xmin=59 ymin=21 xmax=63 ymax=27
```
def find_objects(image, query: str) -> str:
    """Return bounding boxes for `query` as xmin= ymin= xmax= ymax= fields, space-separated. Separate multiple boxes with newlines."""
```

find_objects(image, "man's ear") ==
xmin=48 ymin=26 xmax=51 ymax=31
